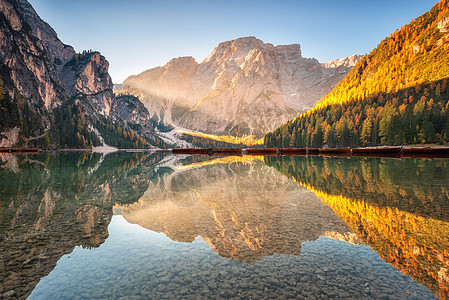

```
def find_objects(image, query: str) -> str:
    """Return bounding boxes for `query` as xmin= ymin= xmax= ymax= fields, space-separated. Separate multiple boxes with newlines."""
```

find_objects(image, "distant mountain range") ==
xmin=120 ymin=37 xmax=361 ymax=138
xmin=265 ymin=0 xmax=449 ymax=148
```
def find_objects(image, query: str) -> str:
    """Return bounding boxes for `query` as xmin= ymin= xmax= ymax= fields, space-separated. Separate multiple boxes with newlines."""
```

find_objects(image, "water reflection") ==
xmin=0 ymin=152 xmax=446 ymax=299
xmin=116 ymin=156 xmax=358 ymax=262
xmin=266 ymin=155 xmax=449 ymax=299
xmin=0 ymin=152 xmax=170 ymax=299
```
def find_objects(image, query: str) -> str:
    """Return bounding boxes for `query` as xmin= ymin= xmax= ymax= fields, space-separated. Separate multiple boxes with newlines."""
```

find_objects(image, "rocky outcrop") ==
xmin=111 ymin=94 xmax=155 ymax=137
xmin=0 ymin=0 xmax=156 ymax=148
xmin=123 ymin=37 xmax=361 ymax=138
xmin=438 ymin=16 xmax=449 ymax=32
xmin=0 ymin=0 xmax=75 ymax=111
xmin=60 ymin=51 xmax=115 ymax=116
xmin=0 ymin=127 xmax=20 ymax=147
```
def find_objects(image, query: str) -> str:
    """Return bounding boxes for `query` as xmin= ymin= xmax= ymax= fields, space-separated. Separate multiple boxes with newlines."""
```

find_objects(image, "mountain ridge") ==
xmin=122 ymin=36 xmax=361 ymax=138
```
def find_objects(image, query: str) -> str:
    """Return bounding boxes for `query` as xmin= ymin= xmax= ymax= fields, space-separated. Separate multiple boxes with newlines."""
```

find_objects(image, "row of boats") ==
xmin=2 ymin=146 xmax=449 ymax=158
xmin=172 ymin=146 xmax=449 ymax=158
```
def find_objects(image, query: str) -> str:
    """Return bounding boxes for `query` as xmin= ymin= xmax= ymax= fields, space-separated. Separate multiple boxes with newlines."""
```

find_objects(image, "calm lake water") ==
xmin=1 ymin=152 xmax=448 ymax=299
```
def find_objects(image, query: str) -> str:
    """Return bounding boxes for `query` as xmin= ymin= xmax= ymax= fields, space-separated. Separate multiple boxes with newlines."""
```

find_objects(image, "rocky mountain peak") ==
xmin=122 ymin=36 xmax=360 ymax=138
xmin=61 ymin=51 xmax=113 ymax=96
xmin=15 ymin=0 xmax=76 ymax=73
xmin=203 ymin=36 xmax=268 ymax=65
xmin=321 ymin=54 xmax=364 ymax=69
xmin=165 ymin=56 xmax=197 ymax=68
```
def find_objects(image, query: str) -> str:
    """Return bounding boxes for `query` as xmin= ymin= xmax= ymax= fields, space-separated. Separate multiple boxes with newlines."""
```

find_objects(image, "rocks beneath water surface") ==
xmin=27 ymin=237 xmax=436 ymax=300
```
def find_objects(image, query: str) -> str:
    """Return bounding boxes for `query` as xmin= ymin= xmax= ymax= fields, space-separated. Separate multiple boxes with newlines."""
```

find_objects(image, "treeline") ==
xmin=0 ymin=81 xmax=20 ymax=132
xmin=52 ymin=99 xmax=100 ymax=148
xmin=314 ymin=0 xmax=449 ymax=110
xmin=265 ymin=78 xmax=449 ymax=148
xmin=181 ymin=133 xmax=244 ymax=148
xmin=0 ymin=80 xmax=53 ymax=147
xmin=0 ymin=79 xmax=101 ymax=148
xmin=94 ymin=117 xmax=148 ymax=149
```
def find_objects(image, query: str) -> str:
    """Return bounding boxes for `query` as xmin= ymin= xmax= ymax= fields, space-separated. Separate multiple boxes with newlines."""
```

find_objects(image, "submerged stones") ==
xmin=27 ymin=233 xmax=437 ymax=300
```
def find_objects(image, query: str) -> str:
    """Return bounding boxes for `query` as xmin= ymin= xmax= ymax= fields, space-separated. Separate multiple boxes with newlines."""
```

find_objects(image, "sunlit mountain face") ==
xmin=121 ymin=37 xmax=361 ymax=141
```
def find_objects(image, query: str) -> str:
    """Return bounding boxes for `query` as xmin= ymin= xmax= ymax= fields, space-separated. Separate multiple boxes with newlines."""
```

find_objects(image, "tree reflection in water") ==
xmin=266 ymin=155 xmax=449 ymax=299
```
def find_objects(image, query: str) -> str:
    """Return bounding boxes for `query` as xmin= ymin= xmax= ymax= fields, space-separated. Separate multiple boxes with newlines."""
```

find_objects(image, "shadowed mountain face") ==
xmin=0 ymin=0 xmax=158 ymax=148
xmin=0 ymin=152 xmax=170 ymax=299
xmin=122 ymin=37 xmax=361 ymax=138
xmin=117 ymin=158 xmax=357 ymax=262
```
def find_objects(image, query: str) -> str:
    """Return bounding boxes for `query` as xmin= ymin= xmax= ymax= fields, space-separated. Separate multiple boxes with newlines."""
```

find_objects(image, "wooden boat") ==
xmin=0 ymin=148 xmax=39 ymax=153
xmin=319 ymin=148 xmax=351 ymax=156
xmin=245 ymin=148 xmax=278 ymax=155
xmin=172 ymin=148 xmax=213 ymax=155
xmin=19 ymin=148 xmax=39 ymax=153
xmin=210 ymin=148 xmax=242 ymax=155
xmin=278 ymin=148 xmax=308 ymax=155
xmin=352 ymin=146 xmax=402 ymax=157
xmin=402 ymin=147 xmax=449 ymax=158
xmin=307 ymin=148 xmax=320 ymax=155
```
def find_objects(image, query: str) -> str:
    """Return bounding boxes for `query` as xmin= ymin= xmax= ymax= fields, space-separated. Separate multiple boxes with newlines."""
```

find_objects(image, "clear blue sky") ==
xmin=28 ymin=0 xmax=437 ymax=83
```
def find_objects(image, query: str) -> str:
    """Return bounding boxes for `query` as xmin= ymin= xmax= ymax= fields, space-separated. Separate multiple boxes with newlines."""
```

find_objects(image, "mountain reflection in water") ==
xmin=266 ymin=155 xmax=449 ymax=299
xmin=116 ymin=157 xmax=358 ymax=262
xmin=0 ymin=152 xmax=446 ymax=299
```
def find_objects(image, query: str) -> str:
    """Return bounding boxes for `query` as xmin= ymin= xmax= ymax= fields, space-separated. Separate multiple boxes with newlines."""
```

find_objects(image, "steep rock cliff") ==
xmin=0 ymin=0 xmax=157 ymax=148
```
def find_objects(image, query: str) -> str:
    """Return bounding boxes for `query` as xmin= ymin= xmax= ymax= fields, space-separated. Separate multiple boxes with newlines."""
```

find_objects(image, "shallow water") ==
xmin=1 ymin=152 xmax=447 ymax=299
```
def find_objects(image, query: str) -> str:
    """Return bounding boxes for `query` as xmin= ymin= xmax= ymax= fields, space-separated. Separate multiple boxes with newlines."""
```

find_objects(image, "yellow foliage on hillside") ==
xmin=308 ymin=0 xmax=449 ymax=114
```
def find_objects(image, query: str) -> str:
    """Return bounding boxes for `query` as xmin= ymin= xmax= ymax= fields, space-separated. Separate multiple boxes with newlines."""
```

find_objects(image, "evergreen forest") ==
xmin=265 ymin=0 xmax=449 ymax=148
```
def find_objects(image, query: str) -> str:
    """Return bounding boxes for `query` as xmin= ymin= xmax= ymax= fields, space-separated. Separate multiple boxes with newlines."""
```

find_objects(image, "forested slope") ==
xmin=265 ymin=0 xmax=449 ymax=147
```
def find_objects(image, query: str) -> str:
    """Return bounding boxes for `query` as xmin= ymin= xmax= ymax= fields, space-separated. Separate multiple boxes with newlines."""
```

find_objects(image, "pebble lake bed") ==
xmin=28 ymin=216 xmax=435 ymax=300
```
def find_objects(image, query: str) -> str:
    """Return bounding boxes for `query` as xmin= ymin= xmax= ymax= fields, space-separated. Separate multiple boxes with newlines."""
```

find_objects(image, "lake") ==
xmin=1 ymin=152 xmax=448 ymax=299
